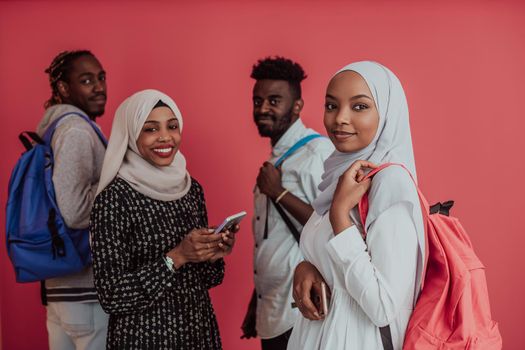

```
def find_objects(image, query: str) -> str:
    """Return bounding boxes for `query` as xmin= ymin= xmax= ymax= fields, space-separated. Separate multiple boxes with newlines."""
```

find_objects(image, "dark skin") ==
xmin=241 ymin=80 xmax=314 ymax=339
xmin=256 ymin=162 xmax=314 ymax=225
xmin=252 ymin=79 xmax=314 ymax=226
xmin=56 ymin=55 xmax=107 ymax=120
xmin=167 ymin=226 xmax=239 ymax=269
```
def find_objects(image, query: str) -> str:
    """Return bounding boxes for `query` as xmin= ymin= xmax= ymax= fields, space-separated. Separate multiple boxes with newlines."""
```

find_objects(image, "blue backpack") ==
xmin=6 ymin=112 xmax=107 ymax=283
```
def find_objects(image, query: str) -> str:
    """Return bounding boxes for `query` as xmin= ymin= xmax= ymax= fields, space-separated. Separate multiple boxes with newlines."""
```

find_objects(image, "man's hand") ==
xmin=241 ymin=290 xmax=257 ymax=339
xmin=256 ymin=162 xmax=285 ymax=200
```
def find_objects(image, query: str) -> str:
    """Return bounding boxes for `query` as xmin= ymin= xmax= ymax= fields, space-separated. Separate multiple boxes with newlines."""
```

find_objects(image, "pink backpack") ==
xmin=358 ymin=163 xmax=502 ymax=350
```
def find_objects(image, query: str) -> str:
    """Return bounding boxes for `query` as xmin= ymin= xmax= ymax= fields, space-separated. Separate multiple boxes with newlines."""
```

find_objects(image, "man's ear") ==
xmin=57 ymin=81 xmax=70 ymax=99
xmin=293 ymin=99 xmax=304 ymax=115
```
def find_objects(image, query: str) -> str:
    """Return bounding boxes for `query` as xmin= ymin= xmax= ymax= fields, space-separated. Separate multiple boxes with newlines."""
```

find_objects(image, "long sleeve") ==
xmin=91 ymin=188 xmax=182 ymax=316
xmin=325 ymin=202 xmax=419 ymax=327
xmin=195 ymin=185 xmax=225 ymax=290
xmin=52 ymin=126 xmax=99 ymax=229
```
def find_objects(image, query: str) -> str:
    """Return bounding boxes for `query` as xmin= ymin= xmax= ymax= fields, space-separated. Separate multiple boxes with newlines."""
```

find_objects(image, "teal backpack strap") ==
xmin=266 ymin=133 xmax=324 ymax=243
xmin=274 ymin=134 xmax=323 ymax=167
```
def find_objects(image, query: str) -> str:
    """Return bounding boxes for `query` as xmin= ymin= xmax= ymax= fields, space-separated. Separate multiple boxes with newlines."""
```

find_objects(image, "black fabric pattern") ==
xmin=91 ymin=177 xmax=224 ymax=349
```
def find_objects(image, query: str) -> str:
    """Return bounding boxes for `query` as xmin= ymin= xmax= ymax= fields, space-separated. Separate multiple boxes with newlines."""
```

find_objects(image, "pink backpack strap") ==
xmin=357 ymin=162 xmax=430 ymax=289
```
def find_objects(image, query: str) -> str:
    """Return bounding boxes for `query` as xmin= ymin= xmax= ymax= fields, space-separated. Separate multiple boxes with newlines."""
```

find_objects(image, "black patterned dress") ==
xmin=90 ymin=177 xmax=223 ymax=349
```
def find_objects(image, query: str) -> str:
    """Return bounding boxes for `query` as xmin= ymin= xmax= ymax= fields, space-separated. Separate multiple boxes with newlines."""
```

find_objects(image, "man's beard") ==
xmin=254 ymin=107 xmax=294 ymax=138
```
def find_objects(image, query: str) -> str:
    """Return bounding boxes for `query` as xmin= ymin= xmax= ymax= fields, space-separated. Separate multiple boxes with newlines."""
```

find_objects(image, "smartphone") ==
xmin=320 ymin=281 xmax=328 ymax=316
xmin=214 ymin=211 xmax=247 ymax=234
xmin=312 ymin=281 xmax=329 ymax=316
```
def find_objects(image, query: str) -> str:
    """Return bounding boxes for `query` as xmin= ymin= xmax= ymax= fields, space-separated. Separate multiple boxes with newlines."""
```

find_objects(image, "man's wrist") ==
xmin=269 ymin=186 xmax=286 ymax=200
xmin=275 ymin=188 xmax=289 ymax=203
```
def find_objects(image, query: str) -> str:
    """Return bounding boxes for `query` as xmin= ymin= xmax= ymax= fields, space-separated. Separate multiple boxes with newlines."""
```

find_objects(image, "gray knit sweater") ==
xmin=37 ymin=104 xmax=106 ymax=302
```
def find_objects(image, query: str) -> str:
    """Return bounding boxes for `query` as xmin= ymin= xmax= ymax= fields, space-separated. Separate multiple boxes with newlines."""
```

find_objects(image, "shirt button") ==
xmin=255 ymin=243 xmax=258 ymax=248
xmin=256 ymin=216 xmax=260 ymax=220
xmin=254 ymin=270 xmax=257 ymax=274
xmin=258 ymin=294 xmax=262 ymax=299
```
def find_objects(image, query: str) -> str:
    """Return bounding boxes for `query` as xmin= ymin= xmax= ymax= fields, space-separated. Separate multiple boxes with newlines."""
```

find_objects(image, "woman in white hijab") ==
xmin=287 ymin=62 xmax=425 ymax=350
xmin=90 ymin=89 xmax=235 ymax=349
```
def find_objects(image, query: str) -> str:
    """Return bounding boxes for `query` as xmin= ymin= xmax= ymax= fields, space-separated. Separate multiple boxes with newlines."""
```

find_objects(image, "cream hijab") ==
xmin=96 ymin=89 xmax=191 ymax=201
xmin=312 ymin=61 xmax=425 ymax=292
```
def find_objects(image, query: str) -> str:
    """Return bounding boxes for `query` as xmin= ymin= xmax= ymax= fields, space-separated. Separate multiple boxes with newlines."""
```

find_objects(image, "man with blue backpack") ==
xmin=240 ymin=57 xmax=334 ymax=350
xmin=7 ymin=50 xmax=109 ymax=349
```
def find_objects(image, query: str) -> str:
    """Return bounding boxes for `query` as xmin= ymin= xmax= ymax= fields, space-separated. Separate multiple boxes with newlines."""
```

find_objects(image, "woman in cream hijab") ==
xmin=287 ymin=62 xmax=425 ymax=350
xmin=90 ymin=89 xmax=235 ymax=349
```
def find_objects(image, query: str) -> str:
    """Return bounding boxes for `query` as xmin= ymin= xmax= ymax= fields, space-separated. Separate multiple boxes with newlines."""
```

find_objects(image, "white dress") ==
xmin=288 ymin=186 xmax=421 ymax=349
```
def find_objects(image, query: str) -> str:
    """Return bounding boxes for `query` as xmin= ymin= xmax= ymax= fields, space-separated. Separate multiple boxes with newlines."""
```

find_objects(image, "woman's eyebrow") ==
xmin=350 ymin=94 xmax=373 ymax=101
xmin=144 ymin=118 xmax=177 ymax=124
xmin=325 ymin=93 xmax=373 ymax=101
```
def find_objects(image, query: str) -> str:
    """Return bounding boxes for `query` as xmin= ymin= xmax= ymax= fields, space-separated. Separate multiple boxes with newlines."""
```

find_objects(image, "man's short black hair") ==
xmin=251 ymin=56 xmax=307 ymax=100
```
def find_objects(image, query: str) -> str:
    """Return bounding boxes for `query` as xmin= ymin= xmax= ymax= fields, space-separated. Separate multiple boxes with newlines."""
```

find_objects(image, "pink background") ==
xmin=1 ymin=1 xmax=524 ymax=349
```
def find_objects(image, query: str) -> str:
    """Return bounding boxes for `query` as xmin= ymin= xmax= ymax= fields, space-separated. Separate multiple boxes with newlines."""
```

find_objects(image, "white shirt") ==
xmin=287 ymin=202 xmax=420 ymax=349
xmin=253 ymin=118 xmax=334 ymax=339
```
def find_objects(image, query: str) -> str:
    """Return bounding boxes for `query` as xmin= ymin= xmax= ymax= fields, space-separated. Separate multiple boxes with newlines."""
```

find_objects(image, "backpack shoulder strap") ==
xmin=42 ymin=112 xmax=107 ymax=148
xmin=18 ymin=131 xmax=44 ymax=151
xmin=264 ymin=134 xmax=324 ymax=243
xmin=274 ymin=134 xmax=323 ymax=167
xmin=357 ymin=163 xmax=429 ymax=235
xmin=271 ymin=201 xmax=301 ymax=243
xmin=358 ymin=162 xmax=430 ymax=291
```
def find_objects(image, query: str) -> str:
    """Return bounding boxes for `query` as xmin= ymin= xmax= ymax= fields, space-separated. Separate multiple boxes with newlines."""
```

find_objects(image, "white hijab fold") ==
xmin=96 ymin=89 xmax=191 ymax=201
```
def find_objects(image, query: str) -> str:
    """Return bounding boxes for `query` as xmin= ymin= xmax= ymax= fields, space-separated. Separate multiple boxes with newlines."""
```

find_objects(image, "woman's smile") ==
xmin=331 ymin=130 xmax=357 ymax=141
xmin=152 ymin=146 xmax=175 ymax=157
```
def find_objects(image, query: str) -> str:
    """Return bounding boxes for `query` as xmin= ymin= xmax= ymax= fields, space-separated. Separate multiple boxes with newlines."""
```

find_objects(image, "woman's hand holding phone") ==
xmin=168 ymin=211 xmax=244 ymax=267
xmin=210 ymin=225 xmax=239 ymax=262
xmin=293 ymin=261 xmax=331 ymax=320
xmin=167 ymin=228 xmax=224 ymax=268
xmin=209 ymin=211 xmax=245 ymax=261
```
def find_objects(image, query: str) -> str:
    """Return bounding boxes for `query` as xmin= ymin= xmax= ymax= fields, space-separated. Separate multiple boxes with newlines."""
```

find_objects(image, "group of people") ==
xmin=34 ymin=51 xmax=424 ymax=350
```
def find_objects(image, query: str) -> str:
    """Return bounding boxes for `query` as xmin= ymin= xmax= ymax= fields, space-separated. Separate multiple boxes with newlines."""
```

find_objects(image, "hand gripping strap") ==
xmin=357 ymin=163 xmax=430 ymax=289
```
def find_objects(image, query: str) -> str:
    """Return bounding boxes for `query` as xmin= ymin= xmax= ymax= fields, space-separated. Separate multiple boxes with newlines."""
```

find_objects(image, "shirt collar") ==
xmin=271 ymin=118 xmax=307 ymax=158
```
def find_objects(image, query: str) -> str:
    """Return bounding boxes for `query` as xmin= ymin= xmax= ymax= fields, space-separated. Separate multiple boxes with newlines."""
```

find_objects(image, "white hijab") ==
xmin=96 ymin=89 xmax=191 ymax=201
xmin=313 ymin=61 xmax=418 ymax=216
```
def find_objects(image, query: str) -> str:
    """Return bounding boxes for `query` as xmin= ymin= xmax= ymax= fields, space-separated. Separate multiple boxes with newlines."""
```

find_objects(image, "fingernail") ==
xmin=208 ymin=229 xmax=214 ymax=233
xmin=314 ymin=312 xmax=320 ymax=318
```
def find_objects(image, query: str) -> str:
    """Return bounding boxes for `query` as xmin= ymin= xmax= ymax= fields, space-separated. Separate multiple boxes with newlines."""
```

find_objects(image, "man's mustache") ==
xmin=255 ymin=114 xmax=276 ymax=121
xmin=90 ymin=92 xmax=107 ymax=100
